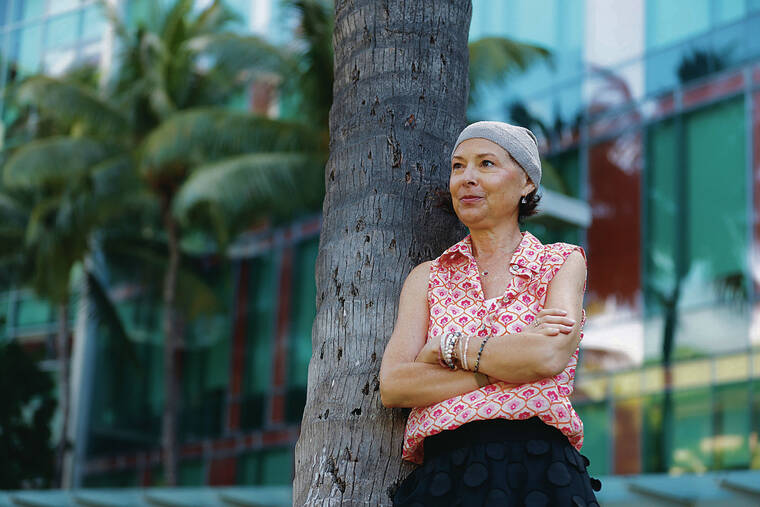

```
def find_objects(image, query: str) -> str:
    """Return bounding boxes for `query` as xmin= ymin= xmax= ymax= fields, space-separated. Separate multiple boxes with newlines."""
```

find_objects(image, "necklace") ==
xmin=477 ymin=234 xmax=522 ymax=278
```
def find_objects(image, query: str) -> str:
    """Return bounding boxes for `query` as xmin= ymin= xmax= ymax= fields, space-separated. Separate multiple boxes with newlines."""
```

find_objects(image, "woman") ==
xmin=380 ymin=121 xmax=601 ymax=506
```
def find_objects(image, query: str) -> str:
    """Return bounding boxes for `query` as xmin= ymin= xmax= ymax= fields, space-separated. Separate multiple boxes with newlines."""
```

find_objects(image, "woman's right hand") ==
xmin=528 ymin=308 xmax=576 ymax=336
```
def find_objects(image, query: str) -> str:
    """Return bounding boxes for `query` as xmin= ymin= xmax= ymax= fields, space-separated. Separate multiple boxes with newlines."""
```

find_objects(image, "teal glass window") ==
xmin=644 ymin=119 xmax=678 ymax=360
xmin=714 ymin=0 xmax=746 ymax=24
xmin=181 ymin=314 xmax=230 ymax=439
xmin=45 ymin=11 xmax=80 ymax=48
xmin=671 ymin=387 xmax=713 ymax=473
xmin=646 ymin=0 xmax=710 ymax=49
xmin=713 ymin=383 xmax=751 ymax=469
xmin=644 ymin=97 xmax=748 ymax=361
xmin=241 ymin=253 xmax=278 ymax=430
xmin=178 ymin=460 xmax=204 ymax=486
xmin=48 ymin=0 xmax=80 ymax=15
xmin=82 ymin=4 xmax=105 ymax=41
xmin=15 ymin=23 xmax=43 ymax=75
xmin=642 ymin=393 xmax=667 ymax=473
xmin=546 ymin=149 xmax=581 ymax=198
xmin=181 ymin=264 xmax=232 ymax=440
xmin=0 ymin=292 xmax=8 ymax=340
xmin=12 ymin=0 xmax=44 ymax=23
xmin=15 ymin=292 xmax=52 ymax=328
xmin=574 ymin=401 xmax=610 ymax=475
xmin=0 ymin=0 xmax=9 ymax=26
xmin=752 ymin=380 xmax=760 ymax=469
xmin=88 ymin=294 xmax=164 ymax=458
xmin=286 ymin=237 xmax=319 ymax=423
xmin=82 ymin=469 xmax=138 ymax=487
xmin=238 ymin=447 xmax=293 ymax=485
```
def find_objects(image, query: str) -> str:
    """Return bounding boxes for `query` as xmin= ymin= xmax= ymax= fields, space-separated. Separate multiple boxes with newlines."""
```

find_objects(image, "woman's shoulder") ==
xmin=404 ymin=261 xmax=433 ymax=287
xmin=542 ymin=241 xmax=587 ymax=264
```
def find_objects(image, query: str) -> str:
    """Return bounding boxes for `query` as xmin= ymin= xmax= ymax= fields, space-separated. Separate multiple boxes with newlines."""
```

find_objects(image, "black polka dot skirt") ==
xmin=392 ymin=417 xmax=601 ymax=507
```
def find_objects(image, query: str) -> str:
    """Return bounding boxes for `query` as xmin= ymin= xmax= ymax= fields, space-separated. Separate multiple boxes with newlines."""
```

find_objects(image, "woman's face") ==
xmin=449 ymin=138 xmax=535 ymax=229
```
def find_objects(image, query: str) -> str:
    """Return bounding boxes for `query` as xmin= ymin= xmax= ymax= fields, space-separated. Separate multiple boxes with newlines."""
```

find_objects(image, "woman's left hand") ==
xmin=415 ymin=334 xmax=441 ymax=365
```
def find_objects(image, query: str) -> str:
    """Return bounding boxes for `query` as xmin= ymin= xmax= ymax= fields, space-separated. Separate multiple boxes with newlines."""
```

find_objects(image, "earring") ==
xmin=520 ymin=196 xmax=527 ymax=204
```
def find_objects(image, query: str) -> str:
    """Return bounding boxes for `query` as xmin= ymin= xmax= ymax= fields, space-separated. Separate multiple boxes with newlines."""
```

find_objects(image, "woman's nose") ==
xmin=463 ymin=165 xmax=477 ymax=185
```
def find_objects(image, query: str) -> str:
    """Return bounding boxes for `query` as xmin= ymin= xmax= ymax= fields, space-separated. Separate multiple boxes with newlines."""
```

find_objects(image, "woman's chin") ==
xmin=456 ymin=213 xmax=489 ymax=229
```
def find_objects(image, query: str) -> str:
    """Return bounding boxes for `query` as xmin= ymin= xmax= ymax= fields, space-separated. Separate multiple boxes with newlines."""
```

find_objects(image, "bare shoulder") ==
xmin=550 ymin=248 xmax=587 ymax=289
xmin=562 ymin=249 xmax=587 ymax=270
xmin=402 ymin=261 xmax=433 ymax=292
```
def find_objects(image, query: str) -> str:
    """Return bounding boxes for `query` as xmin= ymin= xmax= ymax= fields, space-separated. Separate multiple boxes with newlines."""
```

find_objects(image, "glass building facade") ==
xmin=2 ymin=0 xmax=760 ymax=489
xmin=469 ymin=0 xmax=760 ymax=477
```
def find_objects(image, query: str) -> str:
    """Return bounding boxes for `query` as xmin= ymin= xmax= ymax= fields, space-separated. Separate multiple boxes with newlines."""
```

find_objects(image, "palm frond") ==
xmin=3 ymin=136 xmax=113 ymax=188
xmin=281 ymin=0 xmax=333 ymax=126
xmin=184 ymin=33 xmax=290 ymax=78
xmin=139 ymin=109 xmax=319 ymax=177
xmin=189 ymin=0 xmax=241 ymax=36
xmin=469 ymin=37 xmax=551 ymax=93
xmin=138 ymin=31 xmax=176 ymax=119
xmin=161 ymin=0 xmax=193 ymax=52
xmin=172 ymin=152 xmax=313 ymax=224
xmin=15 ymin=76 xmax=130 ymax=138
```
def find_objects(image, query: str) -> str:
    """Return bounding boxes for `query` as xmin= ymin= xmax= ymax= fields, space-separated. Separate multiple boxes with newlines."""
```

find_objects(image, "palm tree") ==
xmin=292 ymin=0 xmax=472 ymax=503
xmin=0 ymin=149 xmax=138 ymax=487
xmin=6 ymin=0 xmax=327 ymax=485
xmin=0 ymin=62 xmax=143 ymax=486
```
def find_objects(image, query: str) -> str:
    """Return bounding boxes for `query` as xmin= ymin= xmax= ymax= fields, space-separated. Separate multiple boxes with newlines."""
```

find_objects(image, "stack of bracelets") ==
xmin=438 ymin=331 xmax=492 ymax=386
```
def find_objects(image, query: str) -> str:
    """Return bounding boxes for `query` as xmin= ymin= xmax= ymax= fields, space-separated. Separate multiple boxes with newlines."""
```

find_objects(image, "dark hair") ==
xmin=434 ymin=186 xmax=540 ymax=224
xmin=518 ymin=188 xmax=540 ymax=223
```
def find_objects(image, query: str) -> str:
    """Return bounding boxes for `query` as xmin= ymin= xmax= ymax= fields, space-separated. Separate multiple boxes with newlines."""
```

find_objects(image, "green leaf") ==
xmin=173 ymin=153 xmax=320 ymax=236
xmin=184 ymin=33 xmax=290 ymax=78
xmin=139 ymin=109 xmax=319 ymax=178
xmin=172 ymin=152 xmax=312 ymax=225
xmin=3 ymin=137 xmax=113 ymax=188
xmin=469 ymin=37 xmax=551 ymax=95
xmin=188 ymin=0 xmax=241 ymax=36
xmin=15 ymin=76 xmax=130 ymax=138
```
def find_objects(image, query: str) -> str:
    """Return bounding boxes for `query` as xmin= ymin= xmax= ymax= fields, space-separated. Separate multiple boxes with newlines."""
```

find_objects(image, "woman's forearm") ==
xmin=380 ymin=327 xmax=580 ymax=409
xmin=379 ymin=361 xmax=484 ymax=408
xmin=468 ymin=330 xmax=578 ymax=382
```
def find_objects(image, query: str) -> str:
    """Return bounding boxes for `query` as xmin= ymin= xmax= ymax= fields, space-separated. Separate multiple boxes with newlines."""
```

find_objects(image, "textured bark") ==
xmin=161 ymin=204 xmax=181 ymax=486
xmin=293 ymin=1 xmax=471 ymax=504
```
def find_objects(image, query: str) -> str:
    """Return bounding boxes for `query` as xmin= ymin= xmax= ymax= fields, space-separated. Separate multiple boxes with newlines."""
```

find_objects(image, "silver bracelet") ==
xmin=461 ymin=334 xmax=472 ymax=371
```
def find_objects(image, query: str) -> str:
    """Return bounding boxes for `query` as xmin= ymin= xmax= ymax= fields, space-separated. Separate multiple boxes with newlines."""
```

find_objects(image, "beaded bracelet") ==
xmin=442 ymin=331 xmax=461 ymax=370
xmin=473 ymin=334 xmax=491 ymax=374
xmin=446 ymin=331 xmax=461 ymax=370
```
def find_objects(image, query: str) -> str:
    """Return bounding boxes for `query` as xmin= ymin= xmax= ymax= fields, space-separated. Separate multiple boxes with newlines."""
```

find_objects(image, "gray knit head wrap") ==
xmin=451 ymin=121 xmax=541 ymax=188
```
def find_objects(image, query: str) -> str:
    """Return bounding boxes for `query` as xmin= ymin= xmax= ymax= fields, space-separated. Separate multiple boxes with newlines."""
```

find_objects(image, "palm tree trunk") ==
xmin=293 ymin=1 xmax=471 ymax=504
xmin=161 ymin=203 xmax=181 ymax=486
xmin=55 ymin=300 xmax=70 ymax=488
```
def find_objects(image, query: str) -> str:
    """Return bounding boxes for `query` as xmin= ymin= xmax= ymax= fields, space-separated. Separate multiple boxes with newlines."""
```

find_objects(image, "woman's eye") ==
xmin=482 ymin=160 xmax=494 ymax=167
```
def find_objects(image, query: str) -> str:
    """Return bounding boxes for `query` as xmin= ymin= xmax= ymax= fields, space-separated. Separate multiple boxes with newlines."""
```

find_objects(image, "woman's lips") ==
xmin=459 ymin=195 xmax=483 ymax=204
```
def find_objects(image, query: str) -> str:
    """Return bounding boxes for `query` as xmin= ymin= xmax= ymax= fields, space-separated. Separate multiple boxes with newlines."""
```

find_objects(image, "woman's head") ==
xmin=449 ymin=121 xmax=541 ymax=228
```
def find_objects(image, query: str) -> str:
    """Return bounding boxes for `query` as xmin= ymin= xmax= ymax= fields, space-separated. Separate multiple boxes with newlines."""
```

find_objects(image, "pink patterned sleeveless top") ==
xmin=402 ymin=230 xmax=588 ymax=464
